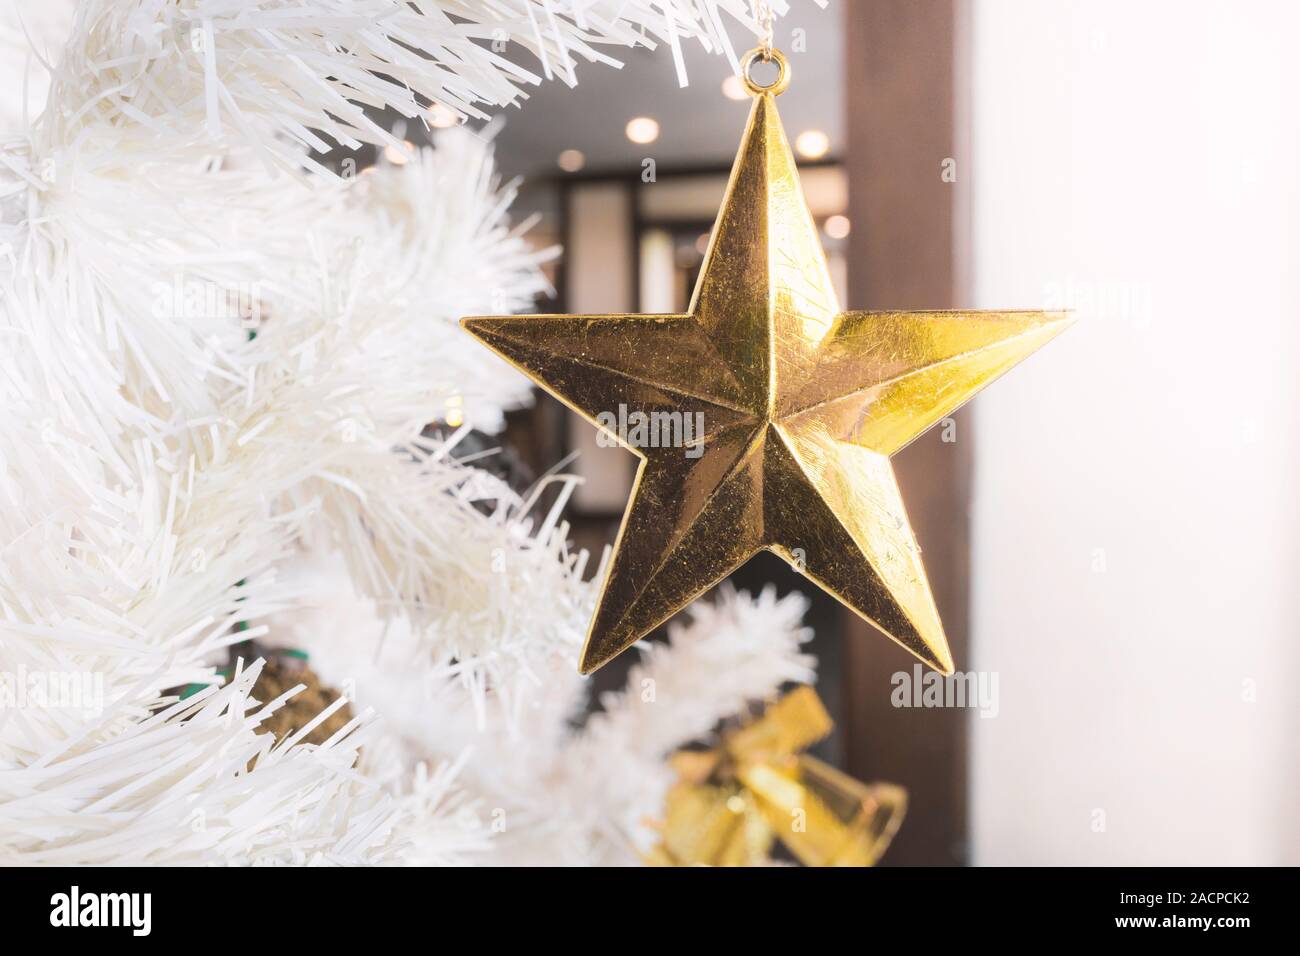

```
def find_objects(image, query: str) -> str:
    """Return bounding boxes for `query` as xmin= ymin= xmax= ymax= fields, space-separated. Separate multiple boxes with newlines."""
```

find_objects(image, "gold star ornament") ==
xmin=463 ymin=48 xmax=1072 ymax=676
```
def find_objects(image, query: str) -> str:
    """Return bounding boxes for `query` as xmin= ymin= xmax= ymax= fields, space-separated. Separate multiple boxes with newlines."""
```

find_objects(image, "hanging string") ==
xmin=755 ymin=0 xmax=775 ymax=61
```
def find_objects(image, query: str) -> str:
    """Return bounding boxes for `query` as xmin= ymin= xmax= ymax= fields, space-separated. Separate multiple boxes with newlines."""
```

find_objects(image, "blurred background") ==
xmin=415 ymin=0 xmax=1300 ymax=864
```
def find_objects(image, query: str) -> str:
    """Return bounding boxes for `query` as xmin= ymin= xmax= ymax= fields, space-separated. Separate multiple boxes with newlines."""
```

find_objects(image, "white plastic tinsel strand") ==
xmin=21 ymin=1 xmax=819 ymax=173
xmin=271 ymin=557 xmax=815 ymax=866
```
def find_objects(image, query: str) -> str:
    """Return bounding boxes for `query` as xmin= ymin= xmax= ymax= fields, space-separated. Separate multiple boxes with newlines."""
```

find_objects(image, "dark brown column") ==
xmin=842 ymin=0 xmax=972 ymax=866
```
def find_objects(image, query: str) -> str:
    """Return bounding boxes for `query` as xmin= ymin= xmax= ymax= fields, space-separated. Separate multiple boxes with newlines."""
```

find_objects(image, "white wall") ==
xmin=968 ymin=0 xmax=1300 ymax=865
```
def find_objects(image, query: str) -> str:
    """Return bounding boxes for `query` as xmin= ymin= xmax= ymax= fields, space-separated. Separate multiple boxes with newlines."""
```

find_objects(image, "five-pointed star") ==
xmin=463 ymin=92 xmax=1071 ymax=676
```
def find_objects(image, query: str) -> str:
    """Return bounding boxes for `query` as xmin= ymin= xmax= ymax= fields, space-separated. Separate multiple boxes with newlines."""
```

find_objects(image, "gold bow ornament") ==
xmin=644 ymin=686 xmax=906 ymax=867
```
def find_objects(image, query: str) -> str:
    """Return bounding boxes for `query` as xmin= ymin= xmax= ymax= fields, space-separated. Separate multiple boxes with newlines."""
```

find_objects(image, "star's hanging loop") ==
xmin=740 ymin=46 xmax=791 ymax=97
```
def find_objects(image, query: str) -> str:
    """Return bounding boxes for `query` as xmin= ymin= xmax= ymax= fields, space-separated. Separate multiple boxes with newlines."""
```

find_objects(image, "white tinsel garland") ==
xmin=0 ymin=0 xmax=821 ymax=865
xmin=273 ymin=550 xmax=814 ymax=866
xmin=30 ymin=0 xmax=811 ymax=173
xmin=2 ymin=659 xmax=399 ymax=865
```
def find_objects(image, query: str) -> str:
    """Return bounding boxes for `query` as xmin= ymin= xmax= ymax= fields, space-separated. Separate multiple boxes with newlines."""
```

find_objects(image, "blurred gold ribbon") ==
xmin=644 ymin=686 xmax=906 ymax=867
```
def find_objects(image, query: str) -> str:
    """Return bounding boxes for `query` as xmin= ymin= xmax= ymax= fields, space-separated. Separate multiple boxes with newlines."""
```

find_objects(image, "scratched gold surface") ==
xmin=463 ymin=86 xmax=1072 ymax=676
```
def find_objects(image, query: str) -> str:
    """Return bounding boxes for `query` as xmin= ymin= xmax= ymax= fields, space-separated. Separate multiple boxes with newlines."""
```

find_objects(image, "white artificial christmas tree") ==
xmin=0 ymin=0 xmax=820 ymax=865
